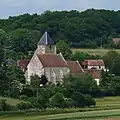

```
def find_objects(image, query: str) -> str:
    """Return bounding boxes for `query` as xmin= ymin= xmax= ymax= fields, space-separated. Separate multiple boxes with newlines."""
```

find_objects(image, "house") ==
xmin=112 ymin=38 xmax=120 ymax=44
xmin=82 ymin=60 xmax=105 ymax=70
xmin=18 ymin=31 xmax=106 ymax=85
xmin=84 ymin=69 xmax=102 ymax=85
xmin=82 ymin=60 xmax=105 ymax=85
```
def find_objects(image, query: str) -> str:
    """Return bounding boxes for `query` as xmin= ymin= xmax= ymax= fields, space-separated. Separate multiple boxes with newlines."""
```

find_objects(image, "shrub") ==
xmin=17 ymin=102 xmax=32 ymax=110
xmin=28 ymin=97 xmax=48 ymax=109
xmin=50 ymin=92 xmax=66 ymax=108
xmin=19 ymin=95 xmax=28 ymax=101
xmin=84 ymin=94 xmax=96 ymax=107
xmin=65 ymin=98 xmax=74 ymax=108
xmin=72 ymin=92 xmax=96 ymax=108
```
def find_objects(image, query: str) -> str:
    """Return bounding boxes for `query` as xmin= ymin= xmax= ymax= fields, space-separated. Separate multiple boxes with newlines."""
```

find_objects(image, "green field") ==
xmin=0 ymin=96 xmax=23 ymax=106
xmin=72 ymin=48 xmax=120 ymax=56
xmin=0 ymin=96 xmax=120 ymax=120
xmin=0 ymin=109 xmax=120 ymax=120
xmin=96 ymin=96 xmax=120 ymax=108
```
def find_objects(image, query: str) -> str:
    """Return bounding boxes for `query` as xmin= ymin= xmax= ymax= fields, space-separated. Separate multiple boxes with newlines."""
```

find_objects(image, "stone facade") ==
xmin=44 ymin=67 xmax=70 ymax=84
xmin=26 ymin=53 xmax=44 ymax=83
xmin=36 ymin=45 xmax=56 ymax=54
xmin=25 ymin=31 xmax=70 ymax=84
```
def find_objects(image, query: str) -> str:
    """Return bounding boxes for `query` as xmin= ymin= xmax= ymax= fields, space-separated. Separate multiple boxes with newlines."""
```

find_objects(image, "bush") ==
xmin=84 ymin=94 xmax=96 ymax=107
xmin=72 ymin=92 xmax=96 ymax=108
xmin=28 ymin=97 xmax=48 ymax=109
xmin=19 ymin=95 xmax=28 ymax=101
xmin=17 ymin=102 xmax=33 ymax=110
xmin=50 ymin=93 xmax=66 ymax=108
xmin=65 ymin=98 xmax=74 ymax=108
xmin=8 ymin=87 xmax=20 ymax=98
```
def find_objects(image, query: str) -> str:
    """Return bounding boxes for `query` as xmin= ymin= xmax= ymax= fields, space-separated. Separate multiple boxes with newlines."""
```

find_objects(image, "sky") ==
xmin=0 ymin=0 xmax=120 ymax=18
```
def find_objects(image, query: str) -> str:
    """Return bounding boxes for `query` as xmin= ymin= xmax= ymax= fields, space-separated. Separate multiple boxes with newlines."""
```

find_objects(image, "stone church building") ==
xmin=18 ymin=32 xmax=83 ymax=84
xmin=18 ymin=31 xmax=105 ymax=85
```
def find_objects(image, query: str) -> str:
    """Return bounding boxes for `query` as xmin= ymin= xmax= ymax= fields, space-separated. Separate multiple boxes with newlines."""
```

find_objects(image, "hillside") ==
xmin=1 ymin=9 xmax=120 ymax=52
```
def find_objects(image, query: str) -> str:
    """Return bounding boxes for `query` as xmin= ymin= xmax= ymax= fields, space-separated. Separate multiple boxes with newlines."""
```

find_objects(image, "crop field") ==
xmin=0 ymin=96 xmax=120 ymax=120
xmin=0 ymin=109 xmax=120 ymax=120
xmin=95 ymin=96 xmax=120 ymax=108
xmin=72 ymin=48 xmax=120 ymax=56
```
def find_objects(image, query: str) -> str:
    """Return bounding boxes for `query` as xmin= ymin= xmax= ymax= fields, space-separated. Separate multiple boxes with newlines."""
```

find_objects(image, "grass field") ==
xmin=0 ymin=96 xmax=23 ymax=106
xmin=0 ymin=96 xmax=120 ymax=120
xmin=0 ymin=109 xmax=120 ymax=120
xmin=72 ymin=48 xmax=120 ymax=56
xmin=95 ymin=96 xmax=120 ymax=108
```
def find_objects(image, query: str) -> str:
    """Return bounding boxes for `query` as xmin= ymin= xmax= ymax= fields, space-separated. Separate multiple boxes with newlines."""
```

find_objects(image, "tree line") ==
xmin=1 ymin=9 xmax=120 ymax=52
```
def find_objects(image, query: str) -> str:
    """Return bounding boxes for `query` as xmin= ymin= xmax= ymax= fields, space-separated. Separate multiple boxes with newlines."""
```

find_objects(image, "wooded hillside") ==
xmin=1 ymin=9 xmax=120 ymax=50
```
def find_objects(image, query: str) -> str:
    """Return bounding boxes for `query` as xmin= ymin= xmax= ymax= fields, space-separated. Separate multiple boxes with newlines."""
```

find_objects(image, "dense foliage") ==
xmin=1 ymin=9 xmax=120 ymax=52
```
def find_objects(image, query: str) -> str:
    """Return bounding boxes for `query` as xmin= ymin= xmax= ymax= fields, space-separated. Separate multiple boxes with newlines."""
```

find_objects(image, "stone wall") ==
xmin=26 ymin=53 xmax=44 ymax=83
xmin=36 ymin=45 xmax=56 ymax=54
xmin=44 ymin=67 xmax=70 ymax=84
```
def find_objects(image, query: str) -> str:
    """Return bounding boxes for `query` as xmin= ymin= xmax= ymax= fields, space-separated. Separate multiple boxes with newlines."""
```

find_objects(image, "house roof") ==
xmin=85 ymin=69 xmax=102 ymax=79
xmin=37 ymin=53 xmax=68 ymax=67
xmin=112 ymin=38 xmax=120 ymax=43
xmin=82 ymin=60 xmax=104 ymax=66
xmin=67 ymin=61 xmax=84 ymax=73
xmin=17 ymin=60 xmax=30 ymax=70
xmin=38 ymin=31 xmax=55 ymax=45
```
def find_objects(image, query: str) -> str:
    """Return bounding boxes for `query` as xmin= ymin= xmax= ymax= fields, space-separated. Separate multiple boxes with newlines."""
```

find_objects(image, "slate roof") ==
xmin=38 ymin=31 xmax=55 ymax=45
xmin=67 ymin=61 xmax=84 ymax=73
xmin=37 ymin=53 xmax=68 ymax=67
xmin=82 ymin=60 xmax=104 ymax=66
xmin=17 ymin=60 xmax=30 ymax=71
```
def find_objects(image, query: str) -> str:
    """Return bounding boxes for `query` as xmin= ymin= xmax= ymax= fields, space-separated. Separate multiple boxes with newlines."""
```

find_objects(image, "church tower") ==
xmin=36 ymin=31 xmax=56 ymax=54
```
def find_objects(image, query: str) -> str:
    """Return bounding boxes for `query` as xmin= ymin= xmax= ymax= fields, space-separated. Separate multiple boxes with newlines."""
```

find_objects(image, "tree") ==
xmin=63 ymin=73 xmax=98 ymax=95
xmin=112 ymin=55 xmax=120 ymax=76
xmin=50 ymin=92 xmax=65 ymax=108
xmin=9 ymin=29 xmax=40 ymax=54
xmin=0 ymin=29 xmax=7 ymax=66
xmin=71 ymin=52 xmax=101 ymax=61
xmin=56 ymin=40 xmax=72 ymax=60
xmin=103 ymin=51 xmax=119 ymax=72
xmin=0 ymin=29 xmax=8 ymax=95
xmin=8 ymin=80 xmax=25 ymax=98
xmin=30 ymin=75 xmax=40 ymax=88
xmin=6 ymin=66 xmax=26 ymax=84
xmin=0 ymin=29 xmax=8 ymax=47
xmin=100 ymin=70 xmax=112 ymax=89
xmin=111 ymin=76 xmax=120 ymax=95
xmin=71 ymin=92 xmax=96 ymax=107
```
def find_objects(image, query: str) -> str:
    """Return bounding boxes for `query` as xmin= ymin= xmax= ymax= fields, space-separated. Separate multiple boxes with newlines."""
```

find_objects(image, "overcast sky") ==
xmin=0 ymin=0 xmax=120 ymax=18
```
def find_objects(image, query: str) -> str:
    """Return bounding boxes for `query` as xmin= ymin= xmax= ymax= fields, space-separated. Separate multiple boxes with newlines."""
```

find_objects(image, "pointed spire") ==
xmin=38 ymin=31 xmax=55 ymax=45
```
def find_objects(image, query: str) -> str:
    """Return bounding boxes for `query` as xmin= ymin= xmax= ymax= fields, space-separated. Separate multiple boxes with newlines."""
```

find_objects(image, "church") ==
xmin=18 ymin=31 xmax=105 ymax=85
xmin=18 ymin=31 xmax=83 ymax=84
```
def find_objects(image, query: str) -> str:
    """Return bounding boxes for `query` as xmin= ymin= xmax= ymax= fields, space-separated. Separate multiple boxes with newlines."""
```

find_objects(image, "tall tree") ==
xmin=56 ymin=40 xmax=72 ymax=60
xmin=103 ymin=51 xmax=119 ymax=72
